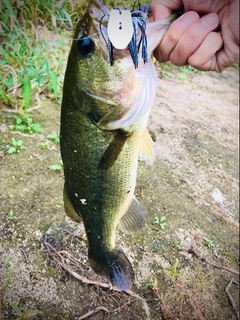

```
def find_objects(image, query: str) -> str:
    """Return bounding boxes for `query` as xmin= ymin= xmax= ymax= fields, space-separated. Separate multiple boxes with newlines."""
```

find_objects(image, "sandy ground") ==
xmin=0 ymin=63 xmax=239 ymax=319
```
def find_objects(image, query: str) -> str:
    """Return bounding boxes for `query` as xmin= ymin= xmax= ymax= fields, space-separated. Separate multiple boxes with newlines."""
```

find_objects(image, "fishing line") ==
xmin=132 ymin=1 xmax=141 ymax=11
xmin=99 ymin=14 xmax=108 ymax=46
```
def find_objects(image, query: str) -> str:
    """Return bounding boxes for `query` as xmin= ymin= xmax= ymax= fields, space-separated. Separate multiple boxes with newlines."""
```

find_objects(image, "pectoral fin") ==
xmin=98 ymin=129 xmax=132 ymax=170
xmin=63 ymin=184 xmax=82 ymax=223
xmin=118 ymin=196 xmax=145 ymax=234
xmin=138 ymin=129 xmax=155 ymax=165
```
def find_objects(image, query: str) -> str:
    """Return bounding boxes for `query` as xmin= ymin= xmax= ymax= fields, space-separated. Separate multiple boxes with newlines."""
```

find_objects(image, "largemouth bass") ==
xmin=60 ymin=0 xmax=177 ymax=290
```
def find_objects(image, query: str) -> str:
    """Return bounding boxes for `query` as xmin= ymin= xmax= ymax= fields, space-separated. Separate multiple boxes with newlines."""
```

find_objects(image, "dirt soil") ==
xmin=0 ymin=60 xmax=239 ymax=320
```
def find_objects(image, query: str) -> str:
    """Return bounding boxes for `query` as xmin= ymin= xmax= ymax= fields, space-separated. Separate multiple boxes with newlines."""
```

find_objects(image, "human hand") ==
xmin=151 ymin=0 xmax=239 ymax=72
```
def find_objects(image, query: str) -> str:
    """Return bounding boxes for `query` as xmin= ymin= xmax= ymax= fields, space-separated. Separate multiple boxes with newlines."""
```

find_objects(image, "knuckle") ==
xmin=167 ymin=29 xmax=180 ymax=44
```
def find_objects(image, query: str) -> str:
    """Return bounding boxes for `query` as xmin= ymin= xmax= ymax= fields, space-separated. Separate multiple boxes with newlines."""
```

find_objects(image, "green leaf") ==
xmin=22 ymin=79 xmax=32 ymax=109
xmin=0 ymin=88 xmax=8 ymax=103
xmin=57 ymin=56 xmax=63 ymax=72
xmin=8 ymin=147 xmax=16 ymax=154
xmin=47 ymin=131 xmax=59 ymax=144
xmin=22 ymin=309 xmax=42 ymax=318
xmin=14 ymin=115 xmax=23 ymax=125
xmin=160 ymin=224 xmax=165 ymax=231
xmin=154 ymin=216 xmax=159 ymax=224
xmin=7 ymin=300 xmax=22 ymax=315
xmin=49 ymin=163 xmax=62 ymax=171
xmin=45 ymin=58 xmax=50 ymax=74
xmin=50 ymin=70 xmax=58 ymax=97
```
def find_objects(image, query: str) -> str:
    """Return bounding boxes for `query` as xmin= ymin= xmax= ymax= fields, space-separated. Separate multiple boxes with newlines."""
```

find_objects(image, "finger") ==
xmin=150 ymin=3 xmax=171 ymax=20
xmin=170 ymin=13 xmax=219 ymax=66
xmin=187 ymin=32 xmax=223 ymax=71
xmin=215 ymin=40 xmax=240 ymax=72
xmin=154 ymin=11 xmax=200 ymax=62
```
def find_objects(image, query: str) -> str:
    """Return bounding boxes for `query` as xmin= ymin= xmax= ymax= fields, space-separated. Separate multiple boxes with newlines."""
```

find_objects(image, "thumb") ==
xmin=151 ymin=3 xmax=172 ymax=20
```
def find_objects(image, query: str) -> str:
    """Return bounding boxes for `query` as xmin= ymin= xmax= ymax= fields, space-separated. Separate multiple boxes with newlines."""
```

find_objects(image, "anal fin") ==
xmin=139 ymin=129 xmax=155 ymax=165
xmin=118 ymin=196 xmax=145 ymax=234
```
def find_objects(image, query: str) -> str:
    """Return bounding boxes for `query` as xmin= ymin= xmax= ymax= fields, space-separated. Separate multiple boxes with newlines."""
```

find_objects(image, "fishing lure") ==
xmin=100 ymin=2 xmax=150 ymax=69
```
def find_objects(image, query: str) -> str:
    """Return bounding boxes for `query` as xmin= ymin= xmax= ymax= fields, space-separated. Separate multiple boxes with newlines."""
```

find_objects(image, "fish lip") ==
xmin=84 ymin=90 xmax=118 ymax=106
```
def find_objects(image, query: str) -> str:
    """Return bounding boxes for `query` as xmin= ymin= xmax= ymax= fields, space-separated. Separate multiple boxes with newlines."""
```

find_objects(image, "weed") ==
xmin=7 ymin=210 xmax=16 ymax=221
xmin=178 ymin=66 xmax=189 ymax=81
xmin=0 ymin=0 xmax=87 ymax=112
xmin=41 ymin=141 xmax=50 ymax=149
xmin=204 ymin=237 xmax=214 ymax=248
xmin=176 ymin=241 xmax=183 ymax=249
xmin=168 ymin=259 xmax=181 ymax=283
xmin=7 ymin=301 xmax=41 ymax=320
xmin=152 ymin=264 xmax=213 ymax=319
xmin=47 ymin=131 xmax=60 ymax=144
xmin=7 ymin=138 xmax=27 ymax=154
xmin=49 ymin=162 xmax=63 ymax=171
xmin=161 ymin=70 xmax=168 ymax=78
xmin=158 ymin=84 xmax=164 ymax=90
xmin=9 ymin=114 xmax=42 ymax=134
xmin=153 ymin=213 xmax=166 ymax=230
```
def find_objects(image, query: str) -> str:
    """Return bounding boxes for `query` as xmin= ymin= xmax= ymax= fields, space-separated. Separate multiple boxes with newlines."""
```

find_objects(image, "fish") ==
xmin=60 ymin=0 xmax=178 ymax=290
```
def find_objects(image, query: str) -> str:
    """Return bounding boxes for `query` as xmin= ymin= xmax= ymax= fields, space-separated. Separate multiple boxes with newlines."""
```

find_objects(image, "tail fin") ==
xmin=89 ymin=249 xmax=134 ymax=290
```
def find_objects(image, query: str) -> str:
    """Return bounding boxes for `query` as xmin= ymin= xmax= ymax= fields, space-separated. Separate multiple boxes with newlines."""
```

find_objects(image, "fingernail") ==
xmin=201 ymin=13 xmax=218 ymax=28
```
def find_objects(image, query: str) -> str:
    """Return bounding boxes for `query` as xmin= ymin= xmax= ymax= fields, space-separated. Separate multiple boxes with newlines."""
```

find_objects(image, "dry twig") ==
xmin=225 ymin=278 xmax=239 ymax=320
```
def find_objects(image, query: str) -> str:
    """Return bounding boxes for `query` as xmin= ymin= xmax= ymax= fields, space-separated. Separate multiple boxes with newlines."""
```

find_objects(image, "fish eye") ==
xmin=77 ymin=37 xmax=95 ymax=57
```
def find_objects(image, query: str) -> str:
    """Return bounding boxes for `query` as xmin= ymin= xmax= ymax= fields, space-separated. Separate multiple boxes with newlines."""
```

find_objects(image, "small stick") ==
xmin=78 ymin=306 xmax=109 ymax=320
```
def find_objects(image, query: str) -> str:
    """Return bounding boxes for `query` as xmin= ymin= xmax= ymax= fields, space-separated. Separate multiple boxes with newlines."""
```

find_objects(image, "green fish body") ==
xmin=60 ymin=0 xmax=177 ymax=290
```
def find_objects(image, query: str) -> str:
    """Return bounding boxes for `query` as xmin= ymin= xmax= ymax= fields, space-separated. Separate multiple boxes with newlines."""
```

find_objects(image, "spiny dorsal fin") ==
xmin=138 ymin=129 xmax=155 ymax=165
xmin=118 ymin=196 xmax=145 ymax=234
